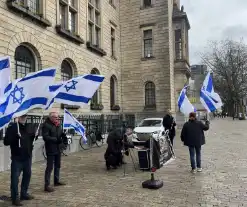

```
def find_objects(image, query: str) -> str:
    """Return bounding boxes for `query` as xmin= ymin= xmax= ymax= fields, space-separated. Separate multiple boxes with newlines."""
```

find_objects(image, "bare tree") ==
xmin=201 ymin=39 xmax=247 ymax=117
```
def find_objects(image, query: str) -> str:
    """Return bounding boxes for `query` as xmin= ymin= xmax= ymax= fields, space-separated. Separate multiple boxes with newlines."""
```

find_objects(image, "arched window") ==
xmin=110 ymin=75 xmax=117 ymax=107
xmin=61 ymin=59 xmax=73 ymax=81
xmin=15 ymin=45 xmax=35 ymax=79
xmin=145 ymin=81 xmax=156 ymax=107
xmin=91 ymin=68 xmax=100 ymax=104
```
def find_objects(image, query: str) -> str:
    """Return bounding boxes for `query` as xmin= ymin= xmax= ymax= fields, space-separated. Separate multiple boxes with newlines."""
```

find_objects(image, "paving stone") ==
xmin=1 ymin=119 xmax=247 ymax=206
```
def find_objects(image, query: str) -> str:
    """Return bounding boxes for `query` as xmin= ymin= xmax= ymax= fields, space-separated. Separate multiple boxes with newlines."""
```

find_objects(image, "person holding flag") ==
xmin=4 ymin=115 xmax=38 ymax=206
xmin=42 ymin=110 xmax=67 ymax=193
xmin=181 ymin=112 xmax=209 ymax=174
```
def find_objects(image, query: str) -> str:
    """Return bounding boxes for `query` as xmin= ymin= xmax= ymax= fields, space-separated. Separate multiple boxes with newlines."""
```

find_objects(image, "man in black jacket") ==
xmin=181 ymin=112 xmax=209 ymax=173
xmin=104 ymin=126 xmax=134 ymax=170
xmin=4 ymin=115 xmax=37 ymax=206
xmin=42 ymin=112 xmax=66 ymax=192
xmin=163 ymin=109 xmax=176 ymax=145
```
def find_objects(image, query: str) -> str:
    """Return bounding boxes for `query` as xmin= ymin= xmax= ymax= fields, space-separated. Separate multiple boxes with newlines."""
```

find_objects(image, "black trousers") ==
xmin=11 ymin=158 xmax=32 ymax=201
xmin=44 ymin=153 xmax=61 ymax=187
xmin=105 ymin=152 xmax=122 ymax=167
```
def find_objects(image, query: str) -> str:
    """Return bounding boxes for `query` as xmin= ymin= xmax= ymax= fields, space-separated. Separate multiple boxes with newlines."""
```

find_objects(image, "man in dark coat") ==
xmin=4 ymin=115 xmax=37 ymax=206
xmin=104 ymin=127 xmax=134 ymax=170
xmin=163 ymin=109 xmax=176 ymax=145
xmin=42 ymin=112 xmax=66 ymax=192
xmin=181 ymin=112 xmax=209 ymax=173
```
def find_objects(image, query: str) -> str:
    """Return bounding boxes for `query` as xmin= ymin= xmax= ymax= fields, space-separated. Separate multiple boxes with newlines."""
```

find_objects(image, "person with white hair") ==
xmin=42 ymin=111 xmax=67 ymax=192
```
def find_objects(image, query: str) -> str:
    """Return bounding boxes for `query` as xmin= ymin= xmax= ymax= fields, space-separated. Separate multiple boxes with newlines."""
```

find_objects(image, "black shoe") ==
xmin=44 ymin=186 xmax=55 ymax=192
xmin=12 ymin=199 xmax=23 ymax=206
xmin=20 ymin=194 xmax=34 ymax=200
xmin=54 ymin=181 xmax=66 ymax=186
xmin=106 ymin=165 xmax=111 ymax=170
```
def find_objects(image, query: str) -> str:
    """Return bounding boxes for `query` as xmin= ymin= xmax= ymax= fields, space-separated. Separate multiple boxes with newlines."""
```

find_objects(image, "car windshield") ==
xmin=138 ymin=120 xmax=162 ymax=127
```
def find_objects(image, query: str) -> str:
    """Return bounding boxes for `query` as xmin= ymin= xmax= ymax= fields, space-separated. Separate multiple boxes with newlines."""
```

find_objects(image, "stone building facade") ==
xmin=0 ymin=0 xmax=190 ymax=121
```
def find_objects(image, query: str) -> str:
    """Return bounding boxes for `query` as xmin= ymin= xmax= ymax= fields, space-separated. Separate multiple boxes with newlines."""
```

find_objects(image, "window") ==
xmin=143 ymin=0 xmax=152 ymax=7
xmin=15 ymin=0 xmax=40 ymax=14
xmin=15 ymin=45 xmax=35 ymax=79
xmin=60 ymin=4 xmax=66 ymax=29
xmin=145 ymin=82 xmax=156 ymax=107
xmin=109 ymin=0 xmax=115 ymax=6
xmin=61 ymin=60 xmax=73 ymax=81
xmin=110 ymin=75 xmax=117 ymax=107
xmin=59 ymin=0 xmax=78 ymax=33
xmin=143 ymin=30 xmax=153 ymax=58
xmin=175 ymin=29 xmax=182 ymax=60
xmin=91 ymin=69 xmax=100 ymax=104
xmin=88 ymin=0 xmax=101 ymax=46
xmin=111 ymin=28 xmax=116 ymax=57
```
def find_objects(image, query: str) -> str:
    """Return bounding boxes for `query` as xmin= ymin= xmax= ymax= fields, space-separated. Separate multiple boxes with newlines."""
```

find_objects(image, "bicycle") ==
xmin=79 ymin=130 xmax=105 ymax=150
xmin=42 ymin=135 xmax=72 ymax=159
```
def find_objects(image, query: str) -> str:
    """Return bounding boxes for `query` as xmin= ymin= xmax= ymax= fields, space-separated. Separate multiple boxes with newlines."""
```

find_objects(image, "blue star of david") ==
xmin=10 ymin=85 xmax=25 ymax=104
xmin=64 ymin=80 xmax=78 ymax=92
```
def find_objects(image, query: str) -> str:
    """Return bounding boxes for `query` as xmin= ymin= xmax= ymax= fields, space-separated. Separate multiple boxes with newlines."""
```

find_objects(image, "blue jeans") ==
xmin=11 ymin=158 xmax=32 ymax=201
xmin=189 ymin=146 xmax=201 ymax=169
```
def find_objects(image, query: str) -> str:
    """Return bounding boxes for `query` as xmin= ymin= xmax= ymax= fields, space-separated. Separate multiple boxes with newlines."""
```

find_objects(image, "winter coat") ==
xmin=4 ymin=122 xmax=36 ymax=161
xmin=163 ymin=114 xmax=176 ymax=138
xmin=42 ymin=118 xmax=64 ymax=155
xmin=181 ymin=119 xmax=209 ymax=147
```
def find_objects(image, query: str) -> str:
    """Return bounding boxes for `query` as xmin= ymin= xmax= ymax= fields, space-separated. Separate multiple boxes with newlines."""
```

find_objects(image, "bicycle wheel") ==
xmin=80 ymin=135 xmax=91 ymax=150
xmin=62 ymin=144 xmax=70 ymax=156
xmin=42 ymin=145 xmax=47 ymax=159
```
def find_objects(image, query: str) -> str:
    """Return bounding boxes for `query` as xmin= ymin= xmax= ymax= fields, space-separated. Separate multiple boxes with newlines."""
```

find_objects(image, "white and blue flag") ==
xmin=178 ymin=85 xmax=196 ymax=115
xmin=63 ymin=109 xmax=87 ymax=142
xmin=200 ymin=72 xmax=223 ymax=112
xmin=46 ymin=74 xmax=104 ymax=109
xmin=0 ymin=68 xmax=56 ymax=129
xmin=0 ymin=56 xmax=11 ymax=99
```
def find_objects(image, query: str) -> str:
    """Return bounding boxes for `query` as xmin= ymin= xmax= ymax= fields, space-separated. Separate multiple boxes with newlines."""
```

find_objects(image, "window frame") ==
xmin=88 ymin=0 xmax=101 ymax=47
xmin=59 ymin=0 xmax=78 ymax=34
xmin=144 ymin=81 xmax=156 ymax=107
xmin=175 ymin=29 xmax=182 ymax=60
xmin=61 ymin=59 xmax=73 ymax=81
xmin=111 ymin=27 xmax=116 ymax=57
xmin=15 ymin=45 xmax=36 ymax=79
xmin=90 ymin=69 xmax=101 ymax=105
xmin=142 ymin=29 xmax=153 ymax=58
xmin=110 ymin=75 xmax=117 ymax=107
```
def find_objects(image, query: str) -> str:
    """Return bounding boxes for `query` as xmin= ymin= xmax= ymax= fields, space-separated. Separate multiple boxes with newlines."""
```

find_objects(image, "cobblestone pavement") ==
xmin=1 ymin=118 xmax=247 ymax=207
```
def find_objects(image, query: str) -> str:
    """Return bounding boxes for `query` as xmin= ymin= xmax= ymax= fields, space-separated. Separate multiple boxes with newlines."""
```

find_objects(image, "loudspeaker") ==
xmin=138 ymin=149 xmax=150 ymax=170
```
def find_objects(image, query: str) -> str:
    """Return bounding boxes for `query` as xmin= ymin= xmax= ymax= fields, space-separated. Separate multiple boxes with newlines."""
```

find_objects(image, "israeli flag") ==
xmin=178 ymin=86 xmax=196 ymax=115
xmin=0 ymin=68 xmax=56 ymax=129
xmin=63 ymin=109 xmax=87 ymax=142
xmin=46 ymin=74 xmax=104 ymax=109
xmin=0 ymin=56 xmax=11 ymax=99
xmin=200 ymin=72 xmax=223 ymax=112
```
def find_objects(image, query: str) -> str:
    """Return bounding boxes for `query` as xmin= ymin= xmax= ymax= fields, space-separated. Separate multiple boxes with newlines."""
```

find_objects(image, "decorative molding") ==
xmin=111 ymin=105 xmax=120 ymax=111
xmin=109 ymin=20 xmax=117 ymax=28
xmin=86 ymin=42 xmax=107 ymax=57
xmin=140 ymin=23 xmax=156 ymax=28
xmin=55 ymin=25 xmax=84 ymax=45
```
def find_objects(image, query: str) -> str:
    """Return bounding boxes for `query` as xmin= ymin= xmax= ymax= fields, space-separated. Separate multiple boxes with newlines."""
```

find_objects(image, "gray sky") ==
xmin=181 ymin=0 xmax=247 ymax=65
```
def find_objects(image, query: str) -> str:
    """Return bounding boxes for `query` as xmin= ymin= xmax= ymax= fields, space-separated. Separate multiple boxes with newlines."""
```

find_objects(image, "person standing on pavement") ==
xmin=181 ymin=112 xmax=209 ymax=173
xmin=42 ymin=112 xmax=66 ymax=192
xmin=162 ymin=109 xmax=176 ymax=145
xmin=4 ymin=115 xmax=38 ymax=206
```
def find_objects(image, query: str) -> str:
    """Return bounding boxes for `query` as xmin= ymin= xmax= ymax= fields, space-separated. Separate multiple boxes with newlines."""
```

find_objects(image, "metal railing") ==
xmin=0 ymin=113 xmax=136 ymax=140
